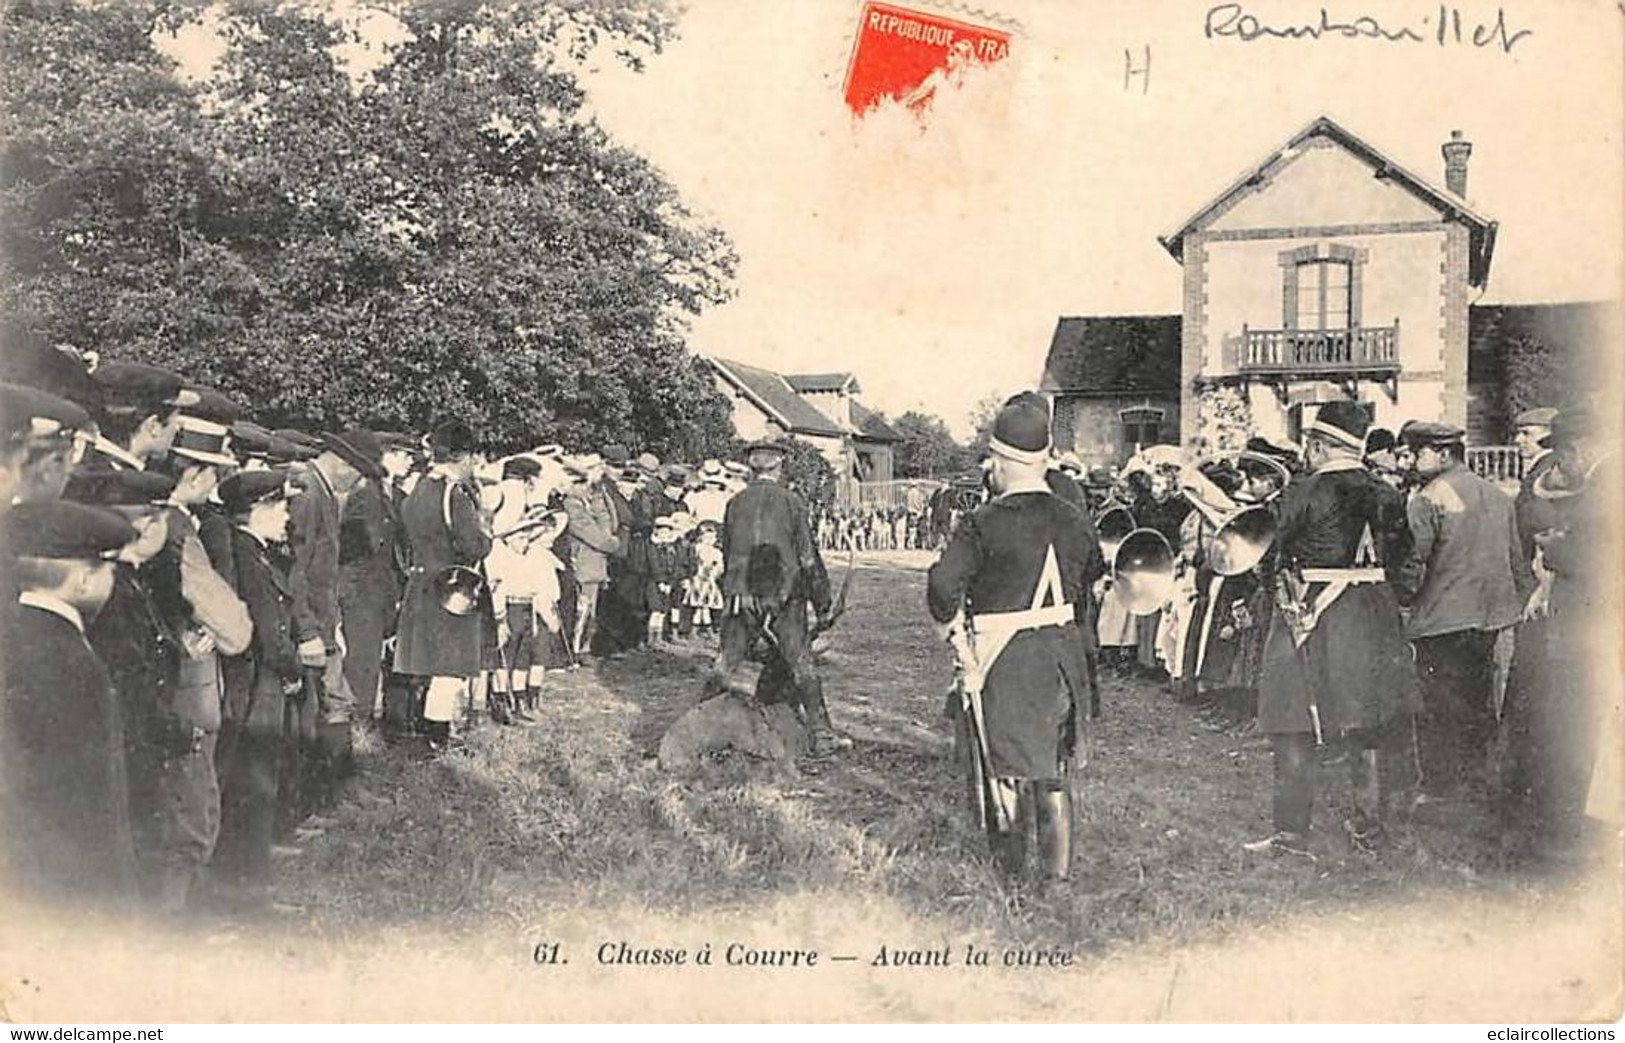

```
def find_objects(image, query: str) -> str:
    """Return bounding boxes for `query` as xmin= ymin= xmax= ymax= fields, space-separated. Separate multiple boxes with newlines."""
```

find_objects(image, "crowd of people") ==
xmin=0 ymin=340 xmax=783 ymax=920
xmin=2 ymin=337 xmax=1616 ymax=919
xmin=929 ymin=391 xmax=1618 ymax=882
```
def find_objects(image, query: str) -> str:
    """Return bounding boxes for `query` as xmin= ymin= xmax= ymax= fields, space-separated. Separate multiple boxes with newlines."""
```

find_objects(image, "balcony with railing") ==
xmin=1238 ymin=322 xmax=1400 ymax=374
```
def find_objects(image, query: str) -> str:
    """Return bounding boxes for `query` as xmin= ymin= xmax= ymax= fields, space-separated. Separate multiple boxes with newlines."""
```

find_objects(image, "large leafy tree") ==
xmin=891 ymin=409 xmax=971 ymax=478
xmin=0 ymin=0 xmax=739 ymax=458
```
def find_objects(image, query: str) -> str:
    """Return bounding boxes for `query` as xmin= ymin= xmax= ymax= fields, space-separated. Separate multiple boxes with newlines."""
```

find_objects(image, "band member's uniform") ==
xmin=1247 ymin=401 xmax=1418 ymax=856
xmin=708 ymin=438 xmax=845 ymax=758
xmin=927 ymin=393 xmax=1103 ymax=881
xmin=392 ymin=420 xmax=492 ymax=749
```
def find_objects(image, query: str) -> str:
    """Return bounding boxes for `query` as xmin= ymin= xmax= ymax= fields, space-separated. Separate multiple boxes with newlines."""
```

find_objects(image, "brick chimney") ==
xmin=1441 ymin=129 xmax=1472 ymax=197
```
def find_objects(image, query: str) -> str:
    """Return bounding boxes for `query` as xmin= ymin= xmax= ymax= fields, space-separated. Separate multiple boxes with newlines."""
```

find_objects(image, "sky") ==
xmin=580 ymin=0 xmax=1623 ymax=433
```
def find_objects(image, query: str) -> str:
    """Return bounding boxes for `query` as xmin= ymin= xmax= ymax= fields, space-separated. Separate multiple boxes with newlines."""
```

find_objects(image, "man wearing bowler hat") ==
xmin=1394 ymin=419 xmax=1522 ymax=809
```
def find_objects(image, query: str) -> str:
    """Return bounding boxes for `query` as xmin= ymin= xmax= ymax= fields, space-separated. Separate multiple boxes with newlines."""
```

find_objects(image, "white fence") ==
xmin=1466 ymin=445 xmax=1523 ymax=484
xmin=836 ymin=478 xmax=946 ymax=511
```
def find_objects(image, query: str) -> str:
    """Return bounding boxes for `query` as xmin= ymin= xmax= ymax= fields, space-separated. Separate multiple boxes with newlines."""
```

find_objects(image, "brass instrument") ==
xmin=1096 ymin=506 xmax=1136 ymax=563
xmin=1112 ymin=527 xmax=1177 ymax=615
xmin=435 ymin=564 xmax=487 ymax=617
xmin=1094 ymin=453 xmax=1280 ymax=617
xmin=1180 ymin=464 xmax=1277 ymax=577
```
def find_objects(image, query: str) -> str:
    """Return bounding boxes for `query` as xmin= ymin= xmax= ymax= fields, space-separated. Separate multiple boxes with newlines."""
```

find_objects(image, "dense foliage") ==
xmin=0 ymin=0 xmax=738 ymax=457
xmin=890 ymin=409 xmax=973 ymax=478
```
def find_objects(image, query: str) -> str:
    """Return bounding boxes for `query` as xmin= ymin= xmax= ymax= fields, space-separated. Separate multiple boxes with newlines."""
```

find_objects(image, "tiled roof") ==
xmin=786 ymin=373 xmax=857 ymax=393
xmin=1159 ymin=115 xmax=1497 ymax=287
xmin=708 ymin=357 xmax=847 ymax=437
xmin=1038 ymin=315 xmax=1183 ymax=395
xmin=852 ymin=400 xmax=901 ymax=442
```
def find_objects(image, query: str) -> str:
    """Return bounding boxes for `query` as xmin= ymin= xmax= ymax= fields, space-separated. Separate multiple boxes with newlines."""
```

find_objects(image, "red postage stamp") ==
xmin=842 ymin=2 xmax=1013 ymax=116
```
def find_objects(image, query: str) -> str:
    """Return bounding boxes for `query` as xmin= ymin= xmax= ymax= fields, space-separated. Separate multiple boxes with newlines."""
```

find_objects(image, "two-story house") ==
xmin=1163 ymin=115 xmax=1497 ymax=448
xmin=1041 ymin=116 xmax=1586 ymax=467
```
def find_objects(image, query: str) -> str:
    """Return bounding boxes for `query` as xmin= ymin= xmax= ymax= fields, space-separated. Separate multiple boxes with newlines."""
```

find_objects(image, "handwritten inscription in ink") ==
xmin=1203 ymin=5 xmax=1533 ymax=54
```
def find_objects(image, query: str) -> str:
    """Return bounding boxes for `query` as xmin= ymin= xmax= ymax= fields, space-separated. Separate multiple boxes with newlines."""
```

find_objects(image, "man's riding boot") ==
xmin=991 ymin=823 xmax=1027 ymax=879
xmin=1034 ymin=785 xmax=1073 ymax=881
xmin=511 ymin=688 xmax=536 ymax=723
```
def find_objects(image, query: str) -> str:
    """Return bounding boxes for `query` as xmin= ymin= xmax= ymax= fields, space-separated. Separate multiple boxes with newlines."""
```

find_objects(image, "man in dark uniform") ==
xmin=1245 ymin=401 xmax=1418 ymax=857
xmin=1510 ymin=406 xmax=1620 ymax=846
xmin=214 ymin=471 xmax=302 ymax=907
xmin=325 ymin=427 xmax=396 ymax=726
xmin=71 ymin=468 xmax=181 ymax=900
xmin=707 ymin=437 xmax=845 ymax=758
xmin=393 ymin=419 xmax=492 ymax=751
xmin=0 ymin=501 xmax=140 ymax=909
xmin=927 ymin=393 xmax=1103 ymax=882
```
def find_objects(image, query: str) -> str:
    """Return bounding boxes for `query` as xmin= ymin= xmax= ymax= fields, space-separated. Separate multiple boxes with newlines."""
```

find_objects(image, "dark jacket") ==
xmin=926 ymin=489 xmax=1094 ymax=777
xmin=0 ymin=603 xmax=140 ymax=907
xmin=223 ymin=528 xmax=300 ymax=728
xmin=721 ymin=477 xmax=829 ymax=611
xmin=1398 ymin=461 xmax=1524 ymax=639
xmin=393 ymin=474 xmax=492 ymax=676
xmin=289 ymin=464 xmax=342 ymax=647
xmin=337 ymin=480 xmax=402 ymax=704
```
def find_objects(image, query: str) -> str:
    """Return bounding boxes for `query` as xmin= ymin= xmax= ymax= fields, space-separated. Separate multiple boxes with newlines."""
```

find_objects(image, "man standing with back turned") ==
xmin=927 ymin=393 xmax=1099 ymax=884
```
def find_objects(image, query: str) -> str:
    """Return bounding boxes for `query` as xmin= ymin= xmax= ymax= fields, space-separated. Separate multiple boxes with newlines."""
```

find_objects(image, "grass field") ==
xmin=2 ymin=553 xmax=1619 ymax=1022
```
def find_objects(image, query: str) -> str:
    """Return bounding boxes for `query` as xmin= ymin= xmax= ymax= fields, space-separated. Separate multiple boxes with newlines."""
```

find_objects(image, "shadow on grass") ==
xmin=269 ymin=565 xmax=1609 ymax=956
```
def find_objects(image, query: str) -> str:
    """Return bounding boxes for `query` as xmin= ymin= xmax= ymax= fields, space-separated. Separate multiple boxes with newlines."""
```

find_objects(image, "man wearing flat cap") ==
xmin=0 ymin=501 xmax=141 ymax=908
xmin=325 ymin=427 xmax=400 ymax=729
xmin=212 ymin=471 xmax=302 ymax=905
xmin=927 ymin=392 xmax=1099 ymax=882
xmin=2 ymin=381 xmax=92 ymax=509
xmin=1394 ymin=419 xmax=1522 ymax=810
xmin=92 ymin=362 xmax=199 ymax=470
xmin=1511 ymin=407 xmax=1562 ymax=570
xmin=710 ymin=436 xmax=846 ymax=758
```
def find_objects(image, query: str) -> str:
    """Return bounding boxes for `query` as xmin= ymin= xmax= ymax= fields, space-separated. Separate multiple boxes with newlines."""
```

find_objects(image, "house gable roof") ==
xmin=851 ymin=400 xmax=902 ymax=442
xmin=707 ymin=357 xmax=847 ymax=437
xmin=1038 ymin=315 xmax=1183 ymax=396
xmin=1159 ymin=115 xmax=1497 ymax=287
xmin=786 ymin=373 xmax=858 ymax=394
